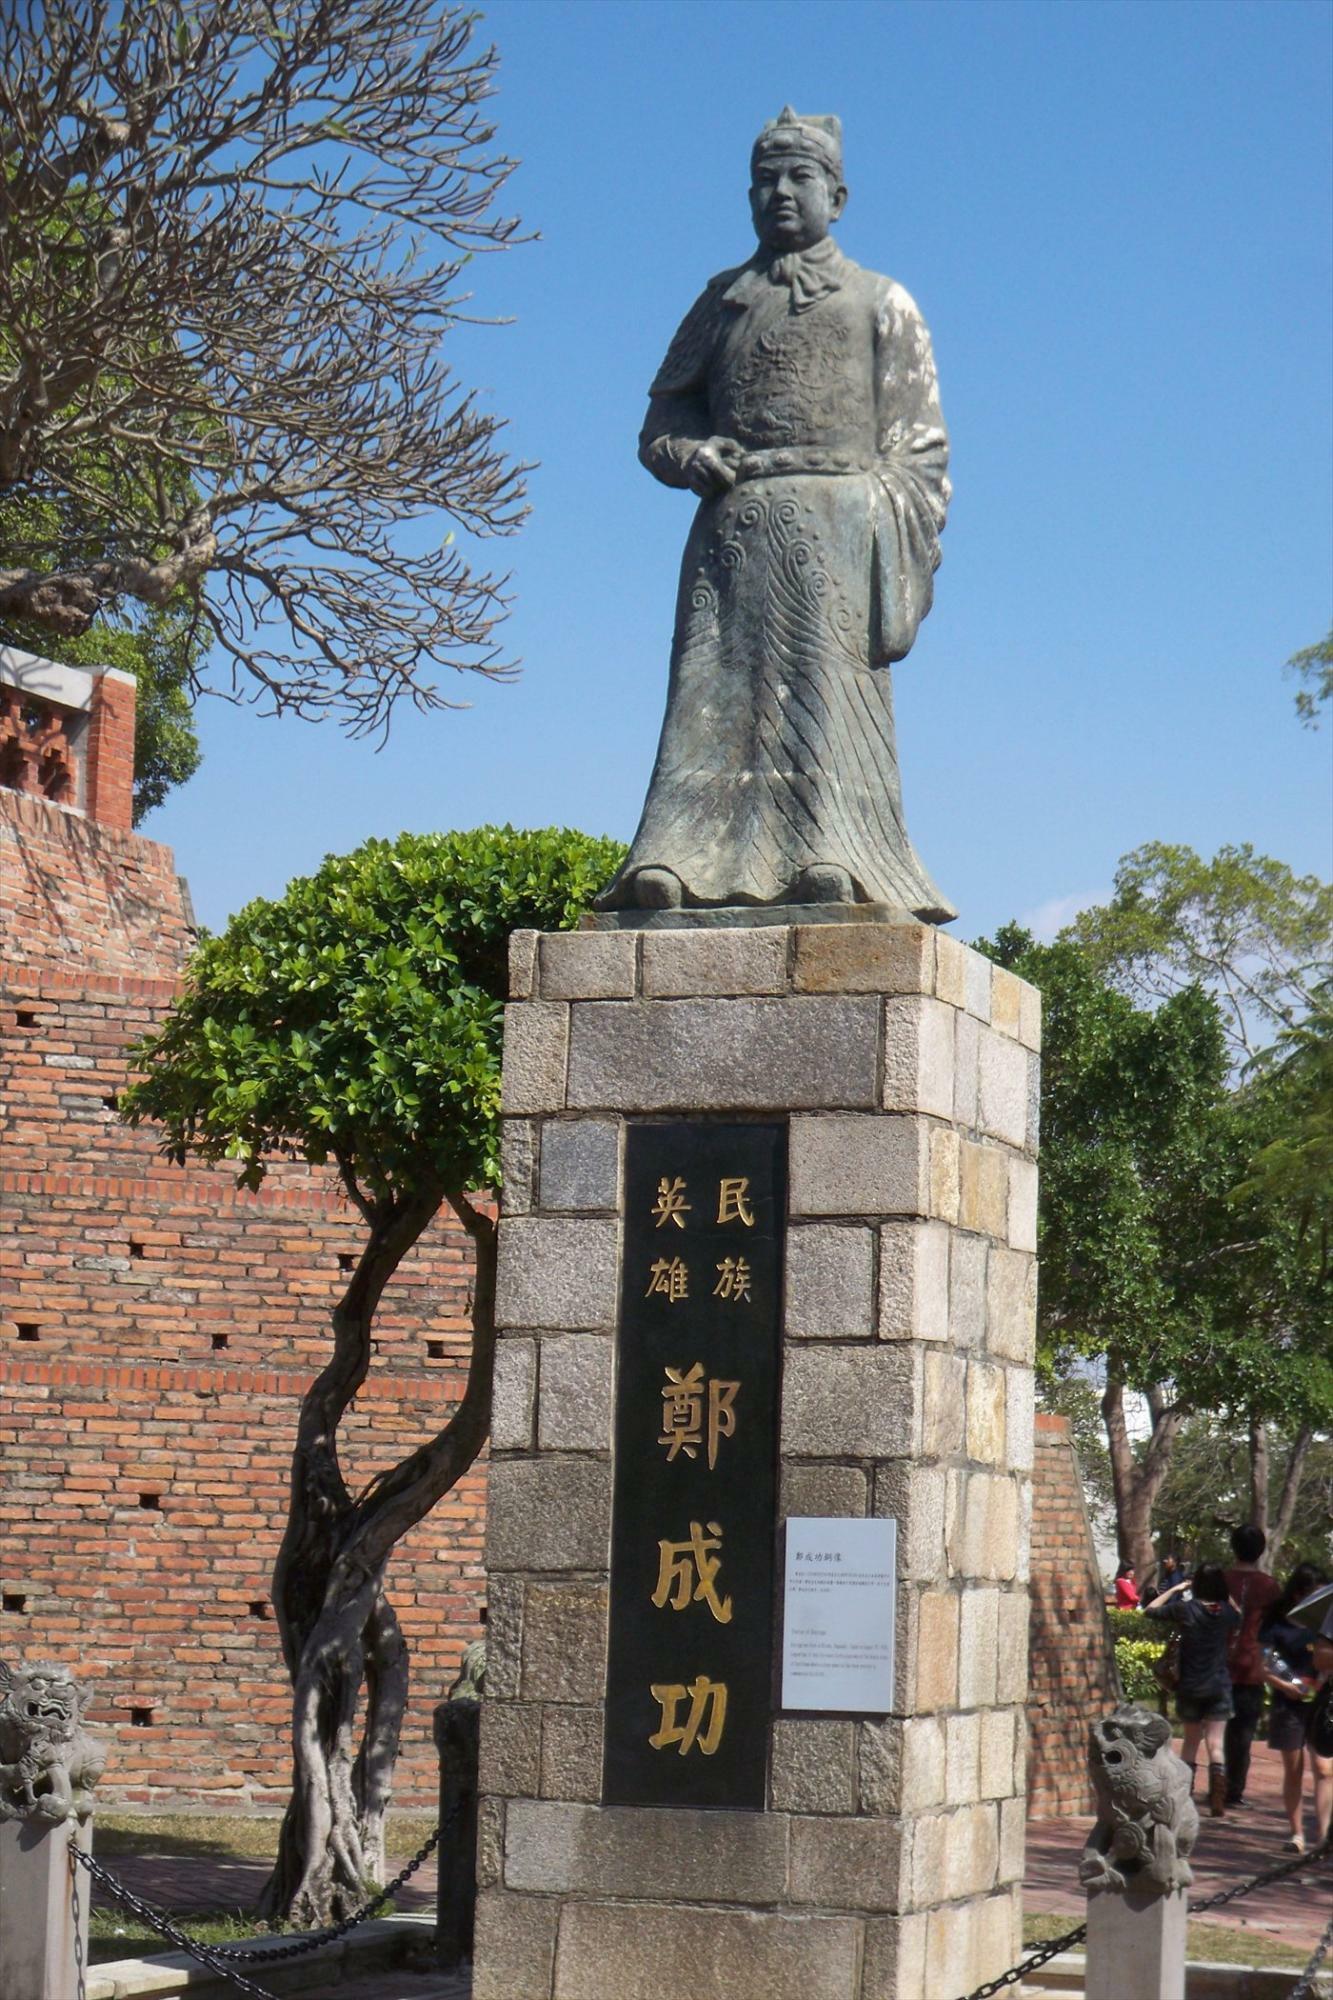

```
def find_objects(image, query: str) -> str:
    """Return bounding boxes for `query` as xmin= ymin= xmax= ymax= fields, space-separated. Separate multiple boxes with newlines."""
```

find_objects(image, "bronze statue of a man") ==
xmin=596 ymin=109 xmax=954 ymax=921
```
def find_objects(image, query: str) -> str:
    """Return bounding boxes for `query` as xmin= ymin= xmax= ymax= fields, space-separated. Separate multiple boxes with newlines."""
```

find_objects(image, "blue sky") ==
xmin=149 ymin=0 xmax=1332 ymax=943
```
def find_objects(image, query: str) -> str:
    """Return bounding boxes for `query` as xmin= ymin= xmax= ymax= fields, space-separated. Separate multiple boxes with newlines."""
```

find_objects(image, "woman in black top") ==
xmin=1261 ymin=1562 xmax=1332 ymax=1853
xmin=1145 ymin=1561 xmax=1241 ymax=1817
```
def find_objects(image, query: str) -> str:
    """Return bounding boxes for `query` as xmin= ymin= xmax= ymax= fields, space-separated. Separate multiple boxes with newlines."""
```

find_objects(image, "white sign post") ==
xmin=781 ymin=1517 xmax=897 ymax=1714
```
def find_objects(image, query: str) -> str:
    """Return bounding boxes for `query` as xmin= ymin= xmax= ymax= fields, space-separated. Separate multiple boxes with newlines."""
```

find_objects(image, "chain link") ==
xmin=75 ymin=1849 xmax=279 ymax=1998
xmin=950 ymin=1828 xmax=1333 ymax=2000
xmin=73 ymin=1811 xmax=447 ymax=1993
xmin=1291 ymin=1899 xmax=1333 ymax=2000
xmin=207 ymin=1815 xmax=444 ymax=1962
xmin=69 ymin=1843 xmax=88 ymax=2000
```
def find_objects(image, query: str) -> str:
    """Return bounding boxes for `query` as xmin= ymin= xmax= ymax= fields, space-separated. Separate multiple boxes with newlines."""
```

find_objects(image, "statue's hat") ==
xmin=751 ymin=107 xmax=843 ymax=178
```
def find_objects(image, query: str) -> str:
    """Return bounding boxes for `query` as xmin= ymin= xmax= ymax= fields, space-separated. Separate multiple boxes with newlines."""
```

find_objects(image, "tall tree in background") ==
xmin=980 ymin=923 xmax=1332 ymax=1579
xmin=0 ymin=0 xmax=525 ymax=739
xmin=1286 ymin=627 xmax=1332 ymax=729
xmin=1071 ymin=843 xmax=1332 ymax=1548
xmin=123 ymin=827 xmax=626 ymax=1927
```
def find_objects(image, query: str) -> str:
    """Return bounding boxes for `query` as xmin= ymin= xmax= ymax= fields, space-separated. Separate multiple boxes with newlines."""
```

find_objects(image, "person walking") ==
xmin=1261 ymin=1562 xmax=1333 ymax=1854
xmin=1114 ymin=1560 xmax=1141 ymax=1609
xmin=1145 ymin=1562 xmax=1241 ymax=1815
xmin=1223 ymin=1523 xmax=1282 ymax=1807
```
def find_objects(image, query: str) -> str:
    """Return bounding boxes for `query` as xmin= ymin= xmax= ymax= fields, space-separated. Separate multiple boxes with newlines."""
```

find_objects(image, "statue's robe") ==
xmin=598 ymin=236 xmax=954 ymax=919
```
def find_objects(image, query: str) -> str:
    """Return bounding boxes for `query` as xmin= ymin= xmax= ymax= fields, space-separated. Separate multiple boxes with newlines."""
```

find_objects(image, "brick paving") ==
xmin=1025 ymin=1734 xmax=1331 ymax=1955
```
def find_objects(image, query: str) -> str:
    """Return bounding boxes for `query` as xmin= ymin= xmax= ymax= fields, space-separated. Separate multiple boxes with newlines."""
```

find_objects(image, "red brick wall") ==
xmin=83 ymin=670 xmax=137 ymax=833
xmin=1026 ymin=1411 xmax=1119 ymax=1817
xmin=0 ymin=789 xmax=488 ymax=1807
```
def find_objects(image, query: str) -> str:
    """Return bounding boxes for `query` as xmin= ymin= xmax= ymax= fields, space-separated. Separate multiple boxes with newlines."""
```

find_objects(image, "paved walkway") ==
xmin=1026 ymin=1736 xmax=1331 ymax=1954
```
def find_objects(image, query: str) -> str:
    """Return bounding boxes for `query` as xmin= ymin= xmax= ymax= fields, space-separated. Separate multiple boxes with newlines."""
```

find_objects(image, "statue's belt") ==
xmin=733 ymin=447 xmax=872 ymax=482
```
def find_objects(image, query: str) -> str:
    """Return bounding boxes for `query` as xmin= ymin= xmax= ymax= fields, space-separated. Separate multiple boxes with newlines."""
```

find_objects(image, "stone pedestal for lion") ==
xmin=472 ymin=921 xmax=1039 ymax=2000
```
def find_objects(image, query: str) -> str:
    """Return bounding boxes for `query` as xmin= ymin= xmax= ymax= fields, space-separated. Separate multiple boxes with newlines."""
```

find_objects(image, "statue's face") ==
xmin=749 ymin=153 xmax=846 ymax=253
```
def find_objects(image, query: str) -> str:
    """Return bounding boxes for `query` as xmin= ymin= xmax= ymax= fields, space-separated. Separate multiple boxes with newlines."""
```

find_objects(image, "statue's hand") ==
xmin=686 ymin=437 xmax=741 ymax=497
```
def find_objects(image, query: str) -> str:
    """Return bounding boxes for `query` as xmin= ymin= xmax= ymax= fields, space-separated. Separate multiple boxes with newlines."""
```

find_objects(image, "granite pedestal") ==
xmin=474 ymin=921 xmax=1040 ymax=2000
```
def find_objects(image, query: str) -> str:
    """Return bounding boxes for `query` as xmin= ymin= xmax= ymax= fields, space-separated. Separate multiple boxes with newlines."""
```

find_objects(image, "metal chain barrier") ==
xmin=1291 ymin=1899 xmax=1333 ymax=2000
xmin=71 ymin=1812 xmax=445 ymax=1993
xmin=207 ymin=1815 xmax=444 ymax=1962
xmin=951 ymin=1828 xmax=1333 ymax=2000
xmin=68 ymin=1845 xmax=88 ymax=2000
xmin=74 ymin=1848 xmax=279 ymax=1999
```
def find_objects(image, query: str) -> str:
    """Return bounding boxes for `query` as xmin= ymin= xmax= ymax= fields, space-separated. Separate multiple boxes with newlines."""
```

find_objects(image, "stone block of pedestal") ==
xmin=1085 ymin=1884 xmax=1187 ymax=2000
xmin=475 ymin=922 xmax=1040 ymax=2000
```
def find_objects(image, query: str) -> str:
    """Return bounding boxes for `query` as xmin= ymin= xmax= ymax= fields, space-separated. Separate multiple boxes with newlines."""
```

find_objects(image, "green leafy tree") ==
xmin=1287 ymin=627 xmax=1333 ymax=728
xmin=977 ymin=924 xmax=1331 ymax=1578
xmin=122 ymin=825 xmax=625 ymax=1926
xmin=1072 ymin=842 xmax=1332 ymax=1062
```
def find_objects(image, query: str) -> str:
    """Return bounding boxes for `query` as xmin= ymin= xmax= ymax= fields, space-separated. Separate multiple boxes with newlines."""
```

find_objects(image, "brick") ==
xmin=539 ymin=929 xmax=637 ymax=1000
xmin=878 ymin=1220 xmax=948 ymax=1341
xmin=536 ymin=1334 xmax=613 ymax=1452
xmin=792 ymin=921 xmax=934 ymax=995
xmin=501 ymin=1001 xmax=569 ymax=1114
xmin=552 ymin=1902 xmax=862 ymax=2000
xmin=520 ymin=1581 xmax=609 ymax=1703
xmin=977 ymin=1028 xmax=1028 ymax=1149
xmin=781 ymin=1344 xmax=918 ymax=1458
xmin=486 ymin=1461 xmax=611 ymax=1573
xmin=789 ymin=1114 xmax=926 ymax=1217
xmin=508 ymin=930 xmax=539 ymax=1001
xmin=538 ymin=1118 xmax=619 ymax=1211
xmin=491 ymin=1338 xmax=536 ymax=1451
xmin=770 ymin=1719 xmax=857 ymax=1815
xmin=539 ymin=1705 xmax=603 ymax=1802
xmin=641 ymin=926 xmax=788 ymax=997
xmin=567 ymin=996 xmax=880 ymax=1112
xmin=882 ymin=994 xmax=954 ymax=1117
xmin=505 ymin=1799 xmax=788 ymax=1901
xmin=789 ymin=1813 xmax=905 ymax=1910
xmin=495 ymin=1217 xmax=618 ymax=1331
xmin=780 ymin=1463 xmax=869 ymax=1519
xmin=784 ymin=1224 xmax=876 ymax=1339
xmin=959 ymin=1140 xmax=1008 ymax=1238
xmin=472 ymin=1889 xmax=556 ymax=2000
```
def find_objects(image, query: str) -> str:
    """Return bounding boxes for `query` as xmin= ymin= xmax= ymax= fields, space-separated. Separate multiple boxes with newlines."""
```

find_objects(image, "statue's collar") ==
xmin=723 ymin=236 xmax=847 ymax=313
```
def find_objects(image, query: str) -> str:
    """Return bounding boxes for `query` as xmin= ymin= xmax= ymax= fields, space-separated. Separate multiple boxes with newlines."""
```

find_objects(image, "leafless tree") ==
xmin=0 ymin=0 xmax=526 ymax=737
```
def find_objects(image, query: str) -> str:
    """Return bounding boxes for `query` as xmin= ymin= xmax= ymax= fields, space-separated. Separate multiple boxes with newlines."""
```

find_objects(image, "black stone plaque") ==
xmin=602 ymin=1120 xmax=785 ymax=1811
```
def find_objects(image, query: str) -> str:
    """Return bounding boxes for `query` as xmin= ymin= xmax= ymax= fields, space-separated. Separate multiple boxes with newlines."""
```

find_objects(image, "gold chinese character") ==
xmin=658 ymin=1363 xmax=740 ymax=1469
xmin=713 ymin=1256 xmax=752 ymax=1303
xmin=651 ymin=1176 xmax=691 ymax=1229
xmin=651 ymin=1520 xmax=733 ymax=1624
xmin=646 ymin=1255 xmax=689 ymax=1302
xmin=648 ymin=1675 xmax=729 ymax=1756
xmin=717 ymin=1176 xmax=756 ymax=1227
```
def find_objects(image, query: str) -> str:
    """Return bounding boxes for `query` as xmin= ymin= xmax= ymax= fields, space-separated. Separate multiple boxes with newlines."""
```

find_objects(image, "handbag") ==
xmin=1152 ymin=1629 xmax=1181 ymax=1694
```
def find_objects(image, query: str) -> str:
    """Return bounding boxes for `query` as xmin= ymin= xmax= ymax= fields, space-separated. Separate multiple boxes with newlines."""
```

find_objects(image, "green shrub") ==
xmin=1107 ymin=1607 xmax=1158 ymax=1644
xmin=1116 ymin=1635 xmax=1168 ymax=1705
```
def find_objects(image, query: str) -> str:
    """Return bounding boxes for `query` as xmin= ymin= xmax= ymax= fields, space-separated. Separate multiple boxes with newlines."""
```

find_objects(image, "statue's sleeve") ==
xmin=870 ymin=280 xmax=952 ymax=663
xmin=637 ymin=277 xmax=727 ymax=489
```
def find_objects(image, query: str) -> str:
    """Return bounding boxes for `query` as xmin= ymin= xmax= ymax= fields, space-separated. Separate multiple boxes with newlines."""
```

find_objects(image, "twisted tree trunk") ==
xmin=259 ymin=1187 xmax=497 ymax=1928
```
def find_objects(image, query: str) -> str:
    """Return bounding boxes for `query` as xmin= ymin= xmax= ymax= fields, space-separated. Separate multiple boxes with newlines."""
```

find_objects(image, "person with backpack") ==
xmin=1144 ymin=1562 xmax=1242 ymax=1816
xmin=1223 ymin=1523 xmax=1283 ymax=1807
xmin=1261 ymin=1562 xmax=1333 ymax=1854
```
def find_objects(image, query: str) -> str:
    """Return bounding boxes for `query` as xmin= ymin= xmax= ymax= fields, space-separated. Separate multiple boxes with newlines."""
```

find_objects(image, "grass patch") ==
xmin=89 ymin=1909 xmax=271 ymax=1966
xmin=1023 ymin=1910 xmax=1310 ymax=1970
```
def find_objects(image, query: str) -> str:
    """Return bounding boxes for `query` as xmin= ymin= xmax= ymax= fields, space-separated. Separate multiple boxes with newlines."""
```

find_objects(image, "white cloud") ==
xmin=1020 ymin=887 xmax=1111 ymax=942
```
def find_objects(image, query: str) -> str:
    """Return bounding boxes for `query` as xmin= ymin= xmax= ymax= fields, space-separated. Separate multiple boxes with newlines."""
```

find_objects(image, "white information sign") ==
xmin=781 ymin=1517 xmax=897 ymax=1714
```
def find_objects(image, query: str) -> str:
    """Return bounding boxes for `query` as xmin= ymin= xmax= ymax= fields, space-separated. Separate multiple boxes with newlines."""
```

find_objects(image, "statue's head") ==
xmin=749 ymin=107 xmax=847 ymax=255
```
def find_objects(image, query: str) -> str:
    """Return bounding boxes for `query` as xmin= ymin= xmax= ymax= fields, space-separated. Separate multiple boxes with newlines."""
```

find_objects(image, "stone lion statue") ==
xmin=0 ymin=1659 xmax=106 ymax=1824
xmin=1078 ymin=1704 xmax=1198 ymax=1895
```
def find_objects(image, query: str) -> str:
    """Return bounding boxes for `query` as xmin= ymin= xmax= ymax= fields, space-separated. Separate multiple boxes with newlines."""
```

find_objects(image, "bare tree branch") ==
xmin=0 ymin=0 xmax=528 ymax=736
